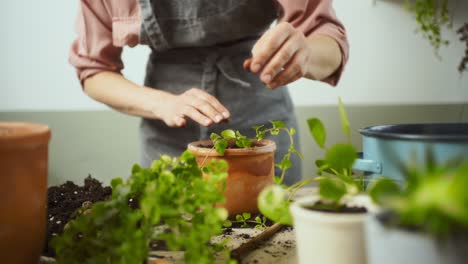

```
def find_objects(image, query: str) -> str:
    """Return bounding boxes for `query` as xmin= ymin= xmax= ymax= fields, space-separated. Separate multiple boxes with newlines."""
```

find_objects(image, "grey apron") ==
xmin=138 ymin=0 xmax=302 ymax=185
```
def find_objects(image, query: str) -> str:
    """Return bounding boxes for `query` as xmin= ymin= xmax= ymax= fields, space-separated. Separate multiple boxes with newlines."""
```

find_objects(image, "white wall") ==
xmin=1 ymin=0 xmax=467 ymax=111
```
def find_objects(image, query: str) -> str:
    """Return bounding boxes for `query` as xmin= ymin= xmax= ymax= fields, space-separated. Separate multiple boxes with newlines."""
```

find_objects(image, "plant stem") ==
xmin=199 ymin=147 xmax=215 ymax=169
xmin=286 ymin=177 xmax=319 ymax=200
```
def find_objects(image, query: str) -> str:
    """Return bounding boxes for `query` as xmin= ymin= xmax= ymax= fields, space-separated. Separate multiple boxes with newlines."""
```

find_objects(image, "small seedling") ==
xmin=224 ymin=213 xmax=268 ymax=230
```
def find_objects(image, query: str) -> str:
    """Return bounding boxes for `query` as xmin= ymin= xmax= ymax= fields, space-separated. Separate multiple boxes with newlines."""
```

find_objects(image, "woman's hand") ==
xmin=83 ymin=72 xmax=230 ymax=127
xmin=154 ymin=88 xmax=230 ymax=127
xmin=244 ymin=22 xmax=342 ymax=89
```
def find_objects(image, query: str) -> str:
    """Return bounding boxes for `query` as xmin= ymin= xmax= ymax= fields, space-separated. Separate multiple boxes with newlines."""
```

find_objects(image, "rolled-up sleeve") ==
xmin=69 ymin=0 xmax=124 ymax=85
xmin=276 ymin=0 xmax=349 ymax=86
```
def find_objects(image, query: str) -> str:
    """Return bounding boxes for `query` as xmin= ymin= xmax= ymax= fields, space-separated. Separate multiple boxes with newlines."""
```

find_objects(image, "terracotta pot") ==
xmin=187 ymin=139 xmax=276 ymax=215
xmin=0 ymin=122 xmax=51 ymax=264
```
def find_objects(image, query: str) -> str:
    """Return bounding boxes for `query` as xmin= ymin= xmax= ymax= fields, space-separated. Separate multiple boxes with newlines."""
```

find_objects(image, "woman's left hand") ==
xmin=244 ymin=22 xmax=313 ymax=89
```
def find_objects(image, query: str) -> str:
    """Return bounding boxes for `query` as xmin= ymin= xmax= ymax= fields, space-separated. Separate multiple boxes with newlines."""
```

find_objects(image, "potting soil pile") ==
xmin=43 ymin=176 xmax=112 ymax=256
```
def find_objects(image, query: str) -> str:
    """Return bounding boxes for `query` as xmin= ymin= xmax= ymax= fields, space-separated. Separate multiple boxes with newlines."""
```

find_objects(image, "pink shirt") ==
xmin=70 ymin=0 xmax=349 ymax=86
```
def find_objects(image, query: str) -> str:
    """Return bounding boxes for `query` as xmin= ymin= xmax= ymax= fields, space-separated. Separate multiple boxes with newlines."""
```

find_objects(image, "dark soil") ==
xmin=43 ymin=176 xmax=112 ymax=257
xmin=304 ymin=201 xmax=367 ymax=214
xmin=197 ymin=141 xmax=265 ymax=149
xmin=149 ymin=239 xmax=169 ymax=251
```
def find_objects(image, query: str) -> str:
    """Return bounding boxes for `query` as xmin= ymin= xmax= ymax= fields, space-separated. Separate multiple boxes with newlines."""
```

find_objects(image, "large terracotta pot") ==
xmin=187 ymin=139 xmax=276 ymax=215
xmin=0 ymin=122 xmax=51 ymax=264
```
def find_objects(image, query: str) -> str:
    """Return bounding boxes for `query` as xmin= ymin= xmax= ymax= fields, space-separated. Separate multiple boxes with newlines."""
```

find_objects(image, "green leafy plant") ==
xmin=370 ymin=155 xmax=468 ymax=237
xmin=405 ymin=0 xmax=451 ymax=53
xmin=258 ymin=98 xmax=367 ymax=225
xmin=210 ymin=130 xmax=252 ymax=156
xmin=52 ymin=151 xmax=233 ymax=264
xmin=457 ymin=23 xmax=468 ymax=72
xmin=402 ymin=0 xmax=467 ymax=72
xmin=223 ymin=213 xmax=268 ymax=230
xmin=210 ymin=120 xmax=302 ymax=184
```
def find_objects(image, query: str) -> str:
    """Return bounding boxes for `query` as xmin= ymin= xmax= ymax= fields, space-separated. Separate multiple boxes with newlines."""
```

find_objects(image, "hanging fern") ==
xmin=404 ymin=0 xmax=452 ymax=53
xmin=457 ymin=23 xmax=468 ymax=72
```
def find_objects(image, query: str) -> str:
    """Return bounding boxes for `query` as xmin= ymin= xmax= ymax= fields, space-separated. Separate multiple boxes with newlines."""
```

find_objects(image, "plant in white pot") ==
xmin=367 ymin=155 xmax=468 ymax=264
xmin=258 ymin=99 xmax=377 ymax=264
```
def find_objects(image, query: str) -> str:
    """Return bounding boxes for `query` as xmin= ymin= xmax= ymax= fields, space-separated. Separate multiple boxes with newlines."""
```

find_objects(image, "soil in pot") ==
xmin=304 ymin=201 xmax=368 ymax=214
xmin=43 ymin=176 xmax=112 ymax=257
xmin=197 ymin=141 xmax=266 ymax=149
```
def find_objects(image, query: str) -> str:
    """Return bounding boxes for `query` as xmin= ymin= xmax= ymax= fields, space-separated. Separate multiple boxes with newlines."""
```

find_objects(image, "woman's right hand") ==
xmin=83 ymin=72 xmax=230 ymax=127
xmin=154 ymin=88 xmax=231 ymax=127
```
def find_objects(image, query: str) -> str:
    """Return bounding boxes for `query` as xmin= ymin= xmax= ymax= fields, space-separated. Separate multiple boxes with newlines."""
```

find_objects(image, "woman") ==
xmin=70 ymin=0 xmax=348 ymax=185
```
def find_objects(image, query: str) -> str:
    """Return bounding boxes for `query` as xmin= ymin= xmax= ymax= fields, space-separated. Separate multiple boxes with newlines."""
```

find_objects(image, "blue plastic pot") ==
xmin=353 ymin=123 xmax=468 ymax=181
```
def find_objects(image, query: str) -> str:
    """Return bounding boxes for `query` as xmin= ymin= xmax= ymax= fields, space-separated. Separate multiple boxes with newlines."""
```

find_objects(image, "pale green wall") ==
xmin=1 ymin=104 xmax=466 ymax=186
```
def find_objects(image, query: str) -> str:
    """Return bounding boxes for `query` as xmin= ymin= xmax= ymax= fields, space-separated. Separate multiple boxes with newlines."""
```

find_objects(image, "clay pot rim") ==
xmin=0 ymin=122 xmax=51 ymax=147
xmin=187 ymin=139 xmax=276 ymax=156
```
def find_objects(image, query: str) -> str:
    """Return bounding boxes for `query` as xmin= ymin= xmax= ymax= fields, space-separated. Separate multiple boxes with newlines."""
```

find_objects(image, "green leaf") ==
xmin=215 ymin=140 xmax=228 ymax=155
xmin=270 ymin=120 xmax=286 ymax=129
xmin=256 ymin=131 xmax=266 ymax=141
xmin=307 ymin=118 xmax=326 ymax=148
xmin=255 ymin=216 xmax=261 ymax=223
xmin=319 ymin=178 xmax=347 ymax=203
xmin=258 ymin=185 xmax=292 ymax=225
xmin=223 ymin=220 xmax=233 ymax=228
xmin=110 ymin=177 xmax=123 ymax=189
xmin=276 ymin=157 xmax=292 ymax=171
xmin=252 ymin=125 xmax=264 ymax=132
xmin=338 ymin=97 xmax=351 ymax=140
xmin=273 ymin=176 xmax=282 ymax=184
xmin=242 ymin=212 xmax=251 ymax=220
xmin=290 ymin=128 xmax=296 ymax=135
xmin=368 ymin=178 xmax=402 ymax=205
xmin=210 ymin=132 xmax=221 ymax=141
xmin=325 ymin=144 xmax=357 ymax=171
xmin=315 ymin=160 xmax=334 ymax=175
xmin=236 ymin=214 xmax=243 ymax=222
xmin=270 ymin=129 xmax=280 ymax=135
xmin=221 ymin=129 xmax=236 ymax=139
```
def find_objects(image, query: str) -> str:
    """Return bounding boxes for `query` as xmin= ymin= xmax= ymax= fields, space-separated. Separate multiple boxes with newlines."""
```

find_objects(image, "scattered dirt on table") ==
xmin=240 ymin=233 xmax=251 ymax=239
xmin=223 ymin=227 xmax=234 ymax=235
xmin=43 ymin=175 xmax=112 ymax=257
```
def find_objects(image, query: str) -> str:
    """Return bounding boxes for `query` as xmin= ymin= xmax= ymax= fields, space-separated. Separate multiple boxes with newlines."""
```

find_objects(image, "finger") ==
xmin=166 ymin=116 xmax=186 ymax=128
xmin=260 ymin=32 xmax=303 ymax=83
xmin=243 ymin=58 xmax=252 ymax=71
xmin=173 ymin=116 xmax=186 ymax=127
xmin=269 ymin=71 xmax=302 ymax=89
xmin=267 ymin=53 xmax=305 ymax=89
xmin=190 ymin=98 xmax=225 ymax=123
xmin=250 ymin=22 xmax=295 ymax=73
xmin=181 ymin=105 xmax=213 ymax=127
xmin=189 ymin=88 xmax=231 ymax=119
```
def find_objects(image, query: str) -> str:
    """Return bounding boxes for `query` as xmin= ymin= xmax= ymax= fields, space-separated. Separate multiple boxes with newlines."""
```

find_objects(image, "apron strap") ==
xmin=139 ymin=0 xmax=170 ymax=51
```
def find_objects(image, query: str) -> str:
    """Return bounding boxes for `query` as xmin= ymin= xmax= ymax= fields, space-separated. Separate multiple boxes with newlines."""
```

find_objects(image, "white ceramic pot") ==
xmin=366 ymin=213 xmax=468 ymax=264
xmin=290 ymin=194 xmax=374 ymax=264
